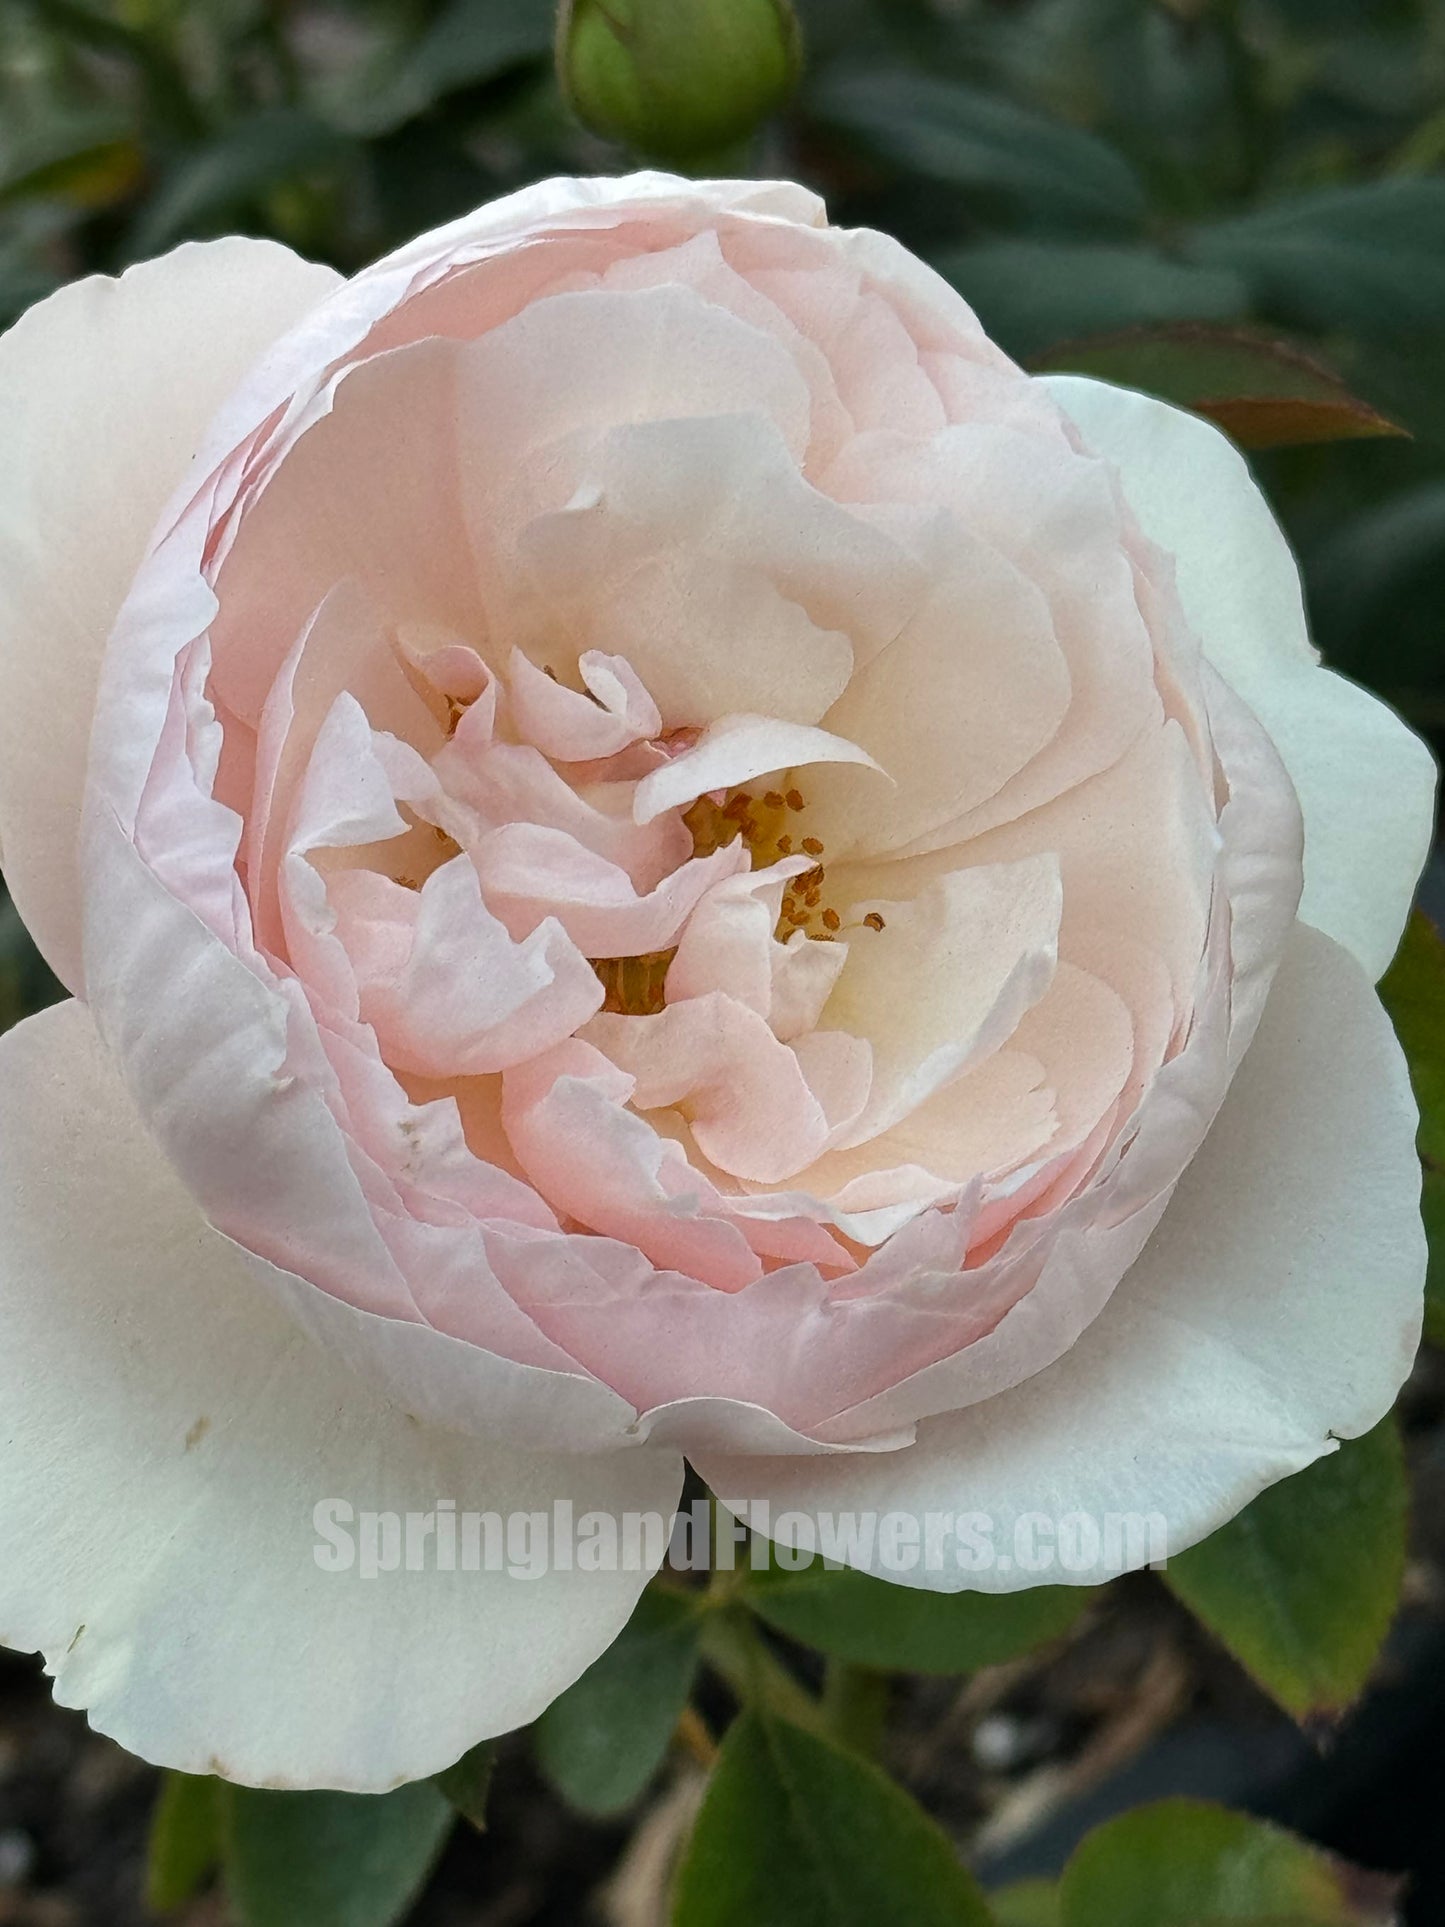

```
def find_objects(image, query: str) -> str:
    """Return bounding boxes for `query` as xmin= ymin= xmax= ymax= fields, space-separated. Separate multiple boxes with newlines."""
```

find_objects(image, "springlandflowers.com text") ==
xmin=312 ymin=1499 xmax=1169 ymax=1581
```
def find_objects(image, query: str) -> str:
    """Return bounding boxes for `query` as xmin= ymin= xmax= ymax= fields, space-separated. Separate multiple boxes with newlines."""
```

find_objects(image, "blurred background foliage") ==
xmin=2 ymin=0 xmax=1444 ymax=744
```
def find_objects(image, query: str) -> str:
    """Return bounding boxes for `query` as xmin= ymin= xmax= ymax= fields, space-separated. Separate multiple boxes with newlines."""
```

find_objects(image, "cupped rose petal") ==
xmin=492 ymin=1206 xmax=1021 ymax=1438
xmin=841 ymin=718 xmax=1218 ymax=1030
xmin=433 ymin=708 xmax=686 ymax=891
xmin=1003 ymin=960 xmax=1136 ymax=1169
xmin=328 ymin=857 xmax=604 ymax=1076
xmin=806 ymin=545 xmax=1071 ymax=860
xmin=663 ymin=911 xmax=1242 ymax=1446
xmin=207 ymin=340 xmax=487 ymax=733
xmin=0 ymin=239 xmax=340 ymax=987
xmin=584 ymin=992 xmax=871 ymax=1183
xmin=821 ymin=422 xmax=1163 ymax=847
xmin=831 ymin=225 xmax=1017 ymax=376
xmin=86 ymin=815 xmax=657 ymax=1445
xmin=507 ymin=647 xmax=661 ymax=762
xmin=665 ymin=861 xmax=849 ymax=1033
xmin=246 ymin=583 xmax=441 ymax=953
xmin=1045 ymin=375 xmax=1437 ymax=979
xmin=0 ymin=1001 xmax=684 ymax=1788
xmin=593 ymin=229 xmax=856 ymax=472
xmin=477 ymin=823 xmax=748 ymax=957
xmin=632 ymin=715 xmax=882 ymax=824
xmin=1200 ymin=660 xmax=1305 ymax=1069
xmin=453 ymin=286 xmax=816 ymax=556
xmin=515 ymin=412 xmax=922 ymax=722
xmin=825 ymin=855 xmax=1063 ymax=1146
xmin=180 ymin=178 xmax=828 ymax=523
xmin=87 ymin=792 xmax=417 ymax=1318
xmin=372 ymin=174 xmax=827 ymax=283
xmin=697 ymin=921 xmax=1424 ymax=1587
xmin=788 ymin=782 xmax=1274 ymax=1452
xmin=501 ymin=1041 xmax=767 ymax=1291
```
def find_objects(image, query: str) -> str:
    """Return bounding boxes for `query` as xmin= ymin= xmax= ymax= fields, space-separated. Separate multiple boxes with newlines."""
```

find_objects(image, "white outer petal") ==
xmin=1044 ymin=374 xmax=1437 ymax=978
xmin=696 ymin=921 xmax=1424 ymax=1590
xmin=0 ymin=239 xmax=341 ymax=989
xmin=0 ymin=1001 xmax=683 ymax=1788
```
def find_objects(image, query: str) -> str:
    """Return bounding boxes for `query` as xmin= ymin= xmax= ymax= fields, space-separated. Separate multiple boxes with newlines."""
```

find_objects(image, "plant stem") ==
xmin=697 ymin=1607 xmax=829 ymax=1738
xmin=820 ymin=1659 xmax=890 ymax=1757
xmin=673 ymin=1704 xmax=719 ymax=1771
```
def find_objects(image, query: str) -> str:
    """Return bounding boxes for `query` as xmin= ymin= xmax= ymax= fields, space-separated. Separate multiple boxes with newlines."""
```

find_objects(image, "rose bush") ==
xmin=0 ymin=173 xmax=1433 ymax=1791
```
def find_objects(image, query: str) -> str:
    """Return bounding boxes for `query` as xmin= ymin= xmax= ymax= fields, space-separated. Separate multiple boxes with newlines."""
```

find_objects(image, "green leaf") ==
xmin=25 ymin=0 xmax=201 ymax=136
xmin=1420 ymin=1164 xmax=1445 ymax=1352
xmin=992 ymin=1878 xmax=1063 ymax=1926
xmin=347 ymin=0 xmax=557 ymax=134
xmin=0 ymin=255 xmax=60 ymax=331
xmin=1188 ymin=179 xmax=1445 ymax=338
xmin=808 ymin=70 xmax=1147 ymax=230
xmin=1057 ymin=1798 xmax=1398 ymax=1926
xmin=1034 ymin=323 xmax=1406 ymax=449
xmin=431 ymin=1741 xmax=498 ymax=1830
xmin=534 ymin=1587 xmax=701 ymax=1816
xmin=1380 ymin=909 xmax=1445 ymax=1348
xmin=0 ymin=115 xmax=143 ymax=212
xmin=747 ymin=1559 xmax=1090 ymax=1674
xmin=221 ymin=1782 xmax=454 ymax=1927
xmin=1380 ymin=909 xmax=1445 ymax=1171
xmin=1304 ymin=479 xmax=1445 ymax=693
xmin=672 ymin=1709 xmax=994 ymax=1926
xmin=936 ymin=242 xmax=1248 ymax=361
xmin=0 ymin=893 xmax=64 ymax=1035
xmin=147 ymin=1772 xmax=222 ymax=1912
xmin=132 ymin=110 xmax=350 ymax=253
xmin=1164 ymin=1419 xmax=1406 ymax=1720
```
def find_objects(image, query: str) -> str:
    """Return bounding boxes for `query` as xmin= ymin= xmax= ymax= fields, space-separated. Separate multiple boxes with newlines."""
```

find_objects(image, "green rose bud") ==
xmin=557 ymin=0 xmax=802 ymax=164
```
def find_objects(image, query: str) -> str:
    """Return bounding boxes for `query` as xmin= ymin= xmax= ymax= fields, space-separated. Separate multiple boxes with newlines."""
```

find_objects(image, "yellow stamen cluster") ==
xmin=682 ymin=784 xmax=799 ymax=859
xmin=591 ymin=776 xmax=892 ymax=1018
xmin=780 ymin=854 xmax=830 ymax=938
xmin=682 ymin=778 xmax=889 ymax=945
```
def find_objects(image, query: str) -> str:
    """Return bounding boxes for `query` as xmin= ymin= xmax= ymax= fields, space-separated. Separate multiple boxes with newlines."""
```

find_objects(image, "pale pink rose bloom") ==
xmin=0 ymin=175 xmax=1433 ymax=1789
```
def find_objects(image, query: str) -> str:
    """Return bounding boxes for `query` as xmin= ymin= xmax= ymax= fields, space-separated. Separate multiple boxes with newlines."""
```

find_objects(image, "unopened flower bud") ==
xmin=557 ymin=0 xmax=802 ymax=162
